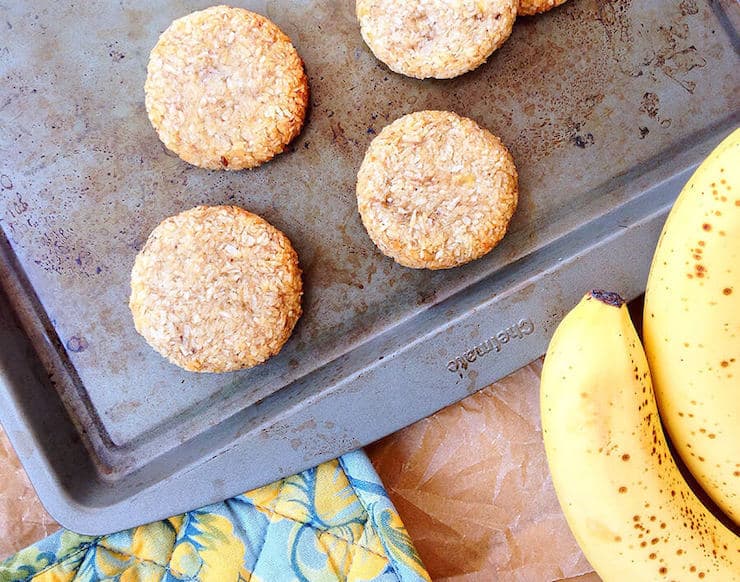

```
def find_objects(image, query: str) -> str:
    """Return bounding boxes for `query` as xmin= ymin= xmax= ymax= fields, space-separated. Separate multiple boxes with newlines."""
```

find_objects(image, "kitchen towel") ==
xmin=0 ymin=450 xmax=429 ymax=582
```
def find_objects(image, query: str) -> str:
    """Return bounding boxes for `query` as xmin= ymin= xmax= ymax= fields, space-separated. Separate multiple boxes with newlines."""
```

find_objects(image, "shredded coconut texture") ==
xmin=145 ymin=5 xmax=308 ymax=170
xmin=357 ymin=111 xmax=518 ymax=270
xmin=356 ymin=0 xmax=517 ymax=79
xmin=518 ymin=0 xmax=568 ymax=16
xmin=130 ymin=205 xmax=302 ymax=372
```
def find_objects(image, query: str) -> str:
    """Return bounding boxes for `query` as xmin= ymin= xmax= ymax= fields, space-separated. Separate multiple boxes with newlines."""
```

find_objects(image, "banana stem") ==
xmin=588 ymin=289 xmax=625 ymax=307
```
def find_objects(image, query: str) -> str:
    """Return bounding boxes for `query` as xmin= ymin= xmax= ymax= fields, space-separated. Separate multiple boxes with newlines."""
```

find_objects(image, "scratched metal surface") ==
xmin=0 ymin=0 xmax=738 ymax=532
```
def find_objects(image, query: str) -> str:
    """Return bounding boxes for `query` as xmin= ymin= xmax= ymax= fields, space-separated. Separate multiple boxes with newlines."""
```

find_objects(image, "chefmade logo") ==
xmin=447 ymin=318 xmax=535 ymax=372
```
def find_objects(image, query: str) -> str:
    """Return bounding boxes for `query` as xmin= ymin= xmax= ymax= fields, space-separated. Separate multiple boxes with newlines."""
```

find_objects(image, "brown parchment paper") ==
xmin=368 ymin=360 xmax=599 ymax=581
xmin=0 ymin=427 xmax=59 ymax=559
xmin=1 ymin=363 xmax=598 ymax=580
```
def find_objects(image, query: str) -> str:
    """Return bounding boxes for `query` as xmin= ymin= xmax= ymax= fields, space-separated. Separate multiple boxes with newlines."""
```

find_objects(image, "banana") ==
xmin=540 ymin=290 xmax=739 ymax=581
xmin=643 ymin=128 xmax=740 ymax=525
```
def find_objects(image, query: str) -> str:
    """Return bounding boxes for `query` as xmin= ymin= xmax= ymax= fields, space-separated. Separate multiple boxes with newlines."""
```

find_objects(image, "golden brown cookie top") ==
xmin=356 ymin=0 xmax=517 ymax=79
xmin=518 ymin=0 xmax=569 ymax=16
xmin=130 ymin=205 xmax=302 ymax=372
xmin=357 ymin=111 xmax=518 ymax=270
xmin=145 ymin=5 xmax=308 ymax=170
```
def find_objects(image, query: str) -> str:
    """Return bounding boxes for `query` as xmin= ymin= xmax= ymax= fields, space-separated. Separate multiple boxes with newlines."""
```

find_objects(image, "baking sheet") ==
xmin=0 ymin=0 xmax=738 ymax=533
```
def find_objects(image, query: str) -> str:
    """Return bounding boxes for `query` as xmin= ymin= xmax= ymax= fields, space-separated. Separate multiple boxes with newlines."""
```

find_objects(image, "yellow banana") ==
xmin=643 ymin=127 xmax=740 ymax=525
xmin=541 ymin=290 xmax=739 ymax=581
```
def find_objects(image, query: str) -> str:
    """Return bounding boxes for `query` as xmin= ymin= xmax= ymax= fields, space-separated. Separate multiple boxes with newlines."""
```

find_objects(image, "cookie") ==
xmin=356 ymin=111 xmax=518 ymax=270
xmin=356 ymin=0 xmax=517 ymax=79
xmin=518 ymin=0 xmax=569 ymax=16
xmin=130 ymin=205 xmax=302 ymax=372
xmin=145 ymin=6 xmax=308 ymax=170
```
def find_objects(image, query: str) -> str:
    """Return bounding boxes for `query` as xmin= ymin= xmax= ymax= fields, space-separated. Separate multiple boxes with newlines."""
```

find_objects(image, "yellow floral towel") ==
xmin=0 ymin=451 xmax=430 ymax=582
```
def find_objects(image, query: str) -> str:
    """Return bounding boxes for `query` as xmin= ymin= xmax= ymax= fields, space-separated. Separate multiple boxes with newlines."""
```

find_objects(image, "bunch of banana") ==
xmin=643 ymin=128 xmax=739 ymax=525
xmin=541 ymin=290 xmax=739 ymax=581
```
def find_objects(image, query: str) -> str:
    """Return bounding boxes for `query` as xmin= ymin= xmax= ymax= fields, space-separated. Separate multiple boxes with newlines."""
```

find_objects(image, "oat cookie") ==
xmin=145 ymin=6 xmax=308 ymax=170
xmin=357 ymin=110 xmax=518 ymax=270
xmin=130 ymin=205 xmax=302 ymax=372
xmin=518 ymin=0 xmax=569 ymax=16
xmin=356 ymin=0 xmax=517 ymax=79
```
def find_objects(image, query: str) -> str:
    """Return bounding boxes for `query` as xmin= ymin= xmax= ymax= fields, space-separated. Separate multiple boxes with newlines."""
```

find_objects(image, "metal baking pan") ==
xmin=1 ymin=0 xmax=738 ymax=534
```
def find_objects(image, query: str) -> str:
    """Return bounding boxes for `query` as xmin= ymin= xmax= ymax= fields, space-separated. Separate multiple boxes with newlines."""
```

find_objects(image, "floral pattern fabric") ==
xmin=0 ymin=451 xmax=430 ymax=582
